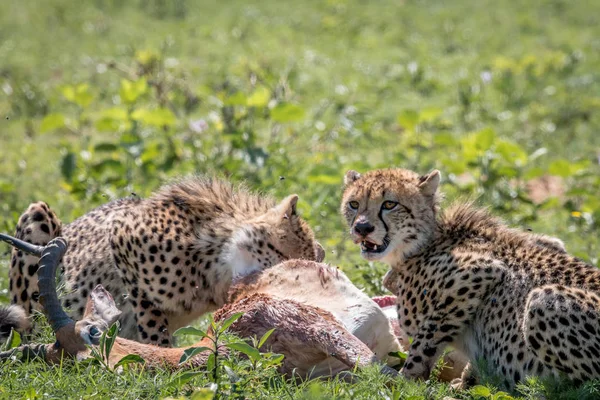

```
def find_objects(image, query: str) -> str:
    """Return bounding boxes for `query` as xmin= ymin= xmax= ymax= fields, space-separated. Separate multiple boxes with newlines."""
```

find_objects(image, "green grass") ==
xmin=1 ymin=0 xmax=600 ymax=398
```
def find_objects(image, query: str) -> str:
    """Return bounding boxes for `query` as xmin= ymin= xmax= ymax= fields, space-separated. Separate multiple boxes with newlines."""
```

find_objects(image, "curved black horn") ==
xmin=37 ymin=238 xmax=73 ymax=332
xmin=0 ymin=233 xmax=44 ymax=257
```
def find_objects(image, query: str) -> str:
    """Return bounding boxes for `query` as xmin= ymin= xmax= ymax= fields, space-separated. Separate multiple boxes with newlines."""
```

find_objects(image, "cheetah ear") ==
xmin=418 ymin=170 xmax=441 ymax=196
xmin=344 ymin=170 xmax=361 ymax=186
xmin=274 ymin=194 xmax=299 ymax=219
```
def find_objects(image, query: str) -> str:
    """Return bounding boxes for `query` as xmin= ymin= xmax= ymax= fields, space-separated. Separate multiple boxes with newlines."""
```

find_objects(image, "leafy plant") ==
xmin=87 ymin=322 xmax=145 ymax=371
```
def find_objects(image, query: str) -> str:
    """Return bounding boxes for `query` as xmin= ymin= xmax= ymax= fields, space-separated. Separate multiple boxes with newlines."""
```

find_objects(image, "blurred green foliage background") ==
xmin=1 ymin=0 xmax=599 ymax=296
xmin=1 ymin=0 xmax=600 ymax=398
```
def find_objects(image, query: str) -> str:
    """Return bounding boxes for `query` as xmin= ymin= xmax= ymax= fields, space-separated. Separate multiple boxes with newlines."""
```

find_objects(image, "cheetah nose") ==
xmin=354 ymin=222 xmax=375 ymax=237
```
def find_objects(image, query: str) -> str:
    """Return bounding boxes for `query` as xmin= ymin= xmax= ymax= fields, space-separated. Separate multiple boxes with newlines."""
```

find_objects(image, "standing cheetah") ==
xmin=9 ymin=176 xmax=324 ymax=346
xmin=341 ymin=167 xmax=600 ymax=388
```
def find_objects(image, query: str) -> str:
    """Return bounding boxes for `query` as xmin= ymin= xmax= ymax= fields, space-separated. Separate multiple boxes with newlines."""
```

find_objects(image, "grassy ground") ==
xmin=1 ymin=0 xmax=600 ymax=398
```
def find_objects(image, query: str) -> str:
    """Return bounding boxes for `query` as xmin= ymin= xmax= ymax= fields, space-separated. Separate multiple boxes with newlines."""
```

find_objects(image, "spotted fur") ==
xmin=9 ymin=177 xmax=323 ymax=346
xmin=341 ymin=167 xmax=600 ymax=389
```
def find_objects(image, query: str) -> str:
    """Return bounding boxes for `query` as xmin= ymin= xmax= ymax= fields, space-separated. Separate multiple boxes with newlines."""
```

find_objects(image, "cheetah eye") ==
xmin=348 ymin=201 xmax=359 ymax=210
xmin=382 ymin=201 xmax=398 ymax=210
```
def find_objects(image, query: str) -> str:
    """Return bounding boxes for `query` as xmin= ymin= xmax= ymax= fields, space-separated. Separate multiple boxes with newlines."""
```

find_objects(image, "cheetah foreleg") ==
xmin=401 ymin=257 xmax=506 ymax=381
xmin=132 ymin=298 xmax=173 ymax=347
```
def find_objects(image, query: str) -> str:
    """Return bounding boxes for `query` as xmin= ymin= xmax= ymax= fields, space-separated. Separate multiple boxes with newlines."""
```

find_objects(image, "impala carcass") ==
xmin=0 ymin=235 xmax=396 ymax=377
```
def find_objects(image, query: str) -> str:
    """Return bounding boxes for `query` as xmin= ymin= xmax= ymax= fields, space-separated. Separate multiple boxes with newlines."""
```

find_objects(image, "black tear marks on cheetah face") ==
xmin=341 ymin=168 xmax=440 ymax=263
xmin=9 ymin=177 xmax=324 ymax=347
xmin=343 ymin=167 xmax=600 ymax=389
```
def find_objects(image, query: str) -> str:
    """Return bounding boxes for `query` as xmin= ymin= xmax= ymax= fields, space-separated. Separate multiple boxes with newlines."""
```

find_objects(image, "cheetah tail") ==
xmin=0 ymin=305 xmax=30 ymax=341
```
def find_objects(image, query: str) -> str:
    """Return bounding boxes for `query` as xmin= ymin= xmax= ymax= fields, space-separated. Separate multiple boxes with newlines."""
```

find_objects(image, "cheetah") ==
xmin=0 ymin=305 xmax=29 ymax=341
xmin=8 ymin=176 xmax=324 ymax=346
xmin=341 ymin=167 xmax=600 ymax=388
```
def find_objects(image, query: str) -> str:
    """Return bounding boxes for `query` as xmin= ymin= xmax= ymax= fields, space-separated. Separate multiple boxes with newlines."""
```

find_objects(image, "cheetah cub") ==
xmin=341 ymin=167 xmax=600 ymax=388
xmin=9 ymin=177 xmax=324 ymax=346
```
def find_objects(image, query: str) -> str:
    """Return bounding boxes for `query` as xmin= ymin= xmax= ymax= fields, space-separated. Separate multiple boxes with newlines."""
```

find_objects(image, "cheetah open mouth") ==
xmin=360 ymin=236 xmax=390 ymax=254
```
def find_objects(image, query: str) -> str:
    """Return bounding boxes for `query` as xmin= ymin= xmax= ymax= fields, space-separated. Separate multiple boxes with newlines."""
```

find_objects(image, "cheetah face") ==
xmin=264 ymin=194 xmax=325 ymax=262
xmin=226 ymin=194 xmax=324 ymax=278
xmin=341 ymin=168 xmax=441 ymax=263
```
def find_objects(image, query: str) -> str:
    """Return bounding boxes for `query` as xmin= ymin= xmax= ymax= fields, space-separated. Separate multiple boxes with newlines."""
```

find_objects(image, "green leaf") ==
xmin=419 ymin=107 xmax=443 ymax=122
xmin=168 ymin=371 xmax=204 ymax=388
xmin=100 ymin=107 xmax=129 ymax=121
xmin=62 ymin=84 xmax=93 ymax=108
xmin=226 ymin=341 xmax=260 ymax=361
xmin=40 ymin=113 xmax=66 ymax=133
xmin=247 ymin=86 xmax=271 ymax=107
xmin=103 ymin=322 xmax=119 ymax=360
xmin=224 ymin=91 xmax=247 ymax=106
xmin=257 ymin=328 xmax=276 ymax=349
xmin=120 ymin=78 xmax=148 ymax=104
xmin=266 ymin=353 xmax=285 ymax=364
xmin=3 ymin=329 xmax=21 ymax=350
xmin=114 ymin=354 xmax=145 ymax=369
xmin=173 ymin=326 xmax=209 ymax=339
xmin=179 ymin=346 xmax=212 ymax=364
xmin=387 ymin=350 xmax=407 ymax=360
xmin=397 ymin=109 xmax=419 ymax=131
xmin=60 ymin=152 xmax=76 ymax=181
xmin=433 ymin=132 xmax=457 ymax=146
xmin=135 ymin=49 xmax=160 ymax=65
xmin=94 ymin=142 xmax=119 ymax=153
xmin=189 ymin=389 xmax=215 ymax=400
xmin=548 ymin=159 xmax=588 ymax=178
xmin=131 ymin=107 xmax=176 ymax=127
xmin=474 ymin=127 xmax=496 ymax=151
xmin=471 ymin=385 xmax=492 ymax=398
xmin=206 ymin=352 xmax=215 ymax=373
xmin=92 ymin=159 xmax=124 ymax=174
xmin=491 ymin=392 xmax=515 ymax=400
xmin=23 ymin=387 xmax=39 ymax=400
xmin=95 ymin=107 xmax=130 ymax=132
xmin=217 ymin=312 xmax=243 ymax=334
xmin=523 ymin=167 xmax=545 ymax=180
xmin=140 ymin=141 xmax=163 ymax=164
xmin=548 ymin=159 xmax=573 ymax=177
xmin=461 ymin=134 xmax=481 ymax=162
xmin=495 ymin=139 xmax=528 ymax=165
xmin=441 ymin=157 xmax=467 ymax=175
xmin=271 ymin=103 xmax=306 ymax=123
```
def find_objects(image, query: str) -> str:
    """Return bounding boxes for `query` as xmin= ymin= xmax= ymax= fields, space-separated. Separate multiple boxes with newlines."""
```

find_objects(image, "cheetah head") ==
xmin=341 ymin=168 xmax=440 ymax=263
xmin=225 ymin=194 xmax=325 ymax=278
xmin=261 ymin=194 xmax=325 ymax=262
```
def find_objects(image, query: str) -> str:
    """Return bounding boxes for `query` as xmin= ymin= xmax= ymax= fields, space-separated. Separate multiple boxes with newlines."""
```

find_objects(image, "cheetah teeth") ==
xmin=361 ymin=241 xmax=377 ymax=251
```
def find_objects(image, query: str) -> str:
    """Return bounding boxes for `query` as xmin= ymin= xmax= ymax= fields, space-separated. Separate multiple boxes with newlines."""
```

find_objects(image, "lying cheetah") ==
xmin=341 ymin=167 xmax=600 ymax=388
xmin=9 ymin=176 xmax=324 ymax=346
